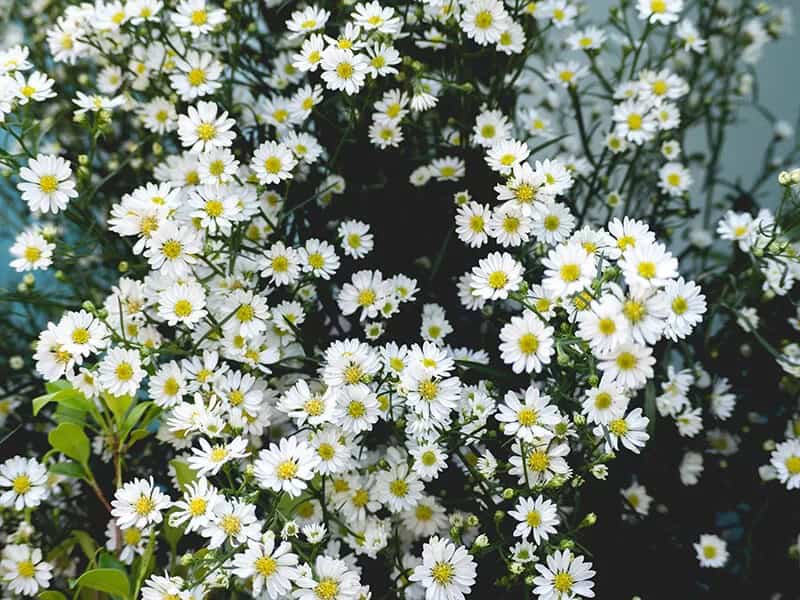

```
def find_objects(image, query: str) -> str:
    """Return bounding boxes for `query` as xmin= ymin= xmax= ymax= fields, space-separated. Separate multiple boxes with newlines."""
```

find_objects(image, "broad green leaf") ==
xmin=104 ymin=393 xmax=134 ymax=425
xmin=73 ymin=568 xmax=130 ymax=599
xmin=97 ymin=551 xmax=127 ymax=572
xmin=127 ymin=428 xmax=150 ymax=447
xmin=49 ymin=461 xmax=88 ymax=480
xmin=162 ymin=508 xmax=184 ymax=550
xmin=33 ymin=387 xmax=94 ymax=417
xmin=169 ymin=459 xmax=197 ymax=491
xmin=122 ymin=401 xmax=154 ymax=436
xmin=39 ymin=592 xmax=67 ymax=600
xmin=48 ymin=423 xmax=90 ymax=466
xmin=45 ymin=380 xmax=72 ymax=394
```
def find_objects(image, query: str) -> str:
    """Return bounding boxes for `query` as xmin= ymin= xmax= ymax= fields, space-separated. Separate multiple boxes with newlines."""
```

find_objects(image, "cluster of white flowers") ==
xmin=1 ymin=0 xmax=799 ymax=597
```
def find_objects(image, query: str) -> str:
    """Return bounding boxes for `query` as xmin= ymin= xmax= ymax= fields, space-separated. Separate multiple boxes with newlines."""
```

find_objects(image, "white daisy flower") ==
xmin=254 ymin=437 xmax=319 ymax=498
xmin=694 ymin=534 xmax=729 ymax=568
xmin=111 ymin=477 xmax=171 ymax=530
xmin=409 ymin=536 xmax=477 ymax=599
xmin=532 ymin=549 xmax=595 ymax=600
xmin=0 ymin=456 xmax=48 ymax=510
xmin=509 ymin=495 xmax=560 ymax=543
xmin=17 ymin=153 xmax=78 ymax=214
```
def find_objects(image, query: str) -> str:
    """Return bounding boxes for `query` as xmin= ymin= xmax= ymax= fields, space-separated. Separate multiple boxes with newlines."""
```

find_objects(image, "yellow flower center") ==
xmin=221 ymin=514 xmax=241 ymax=534
xmin=475 ymin=10 xmax=493 ymax=29
xmin=560 ymin=263 xmax=580 ymax=282
xmin=609 ymin=418 xmax=629 ymax=436
xmin=416 ymin=504 xmax=433 ymax=521
xmin=554 ymin=572 xmax=573 ymax=593
xmin=39 ymin=174 xmax=59 ymax=193
xmin=318 ymin=443 xmax=335 ymax=461
xmin=17 ymin=560 xmax=35 ymax=578
xmin=12 ymin=474 xmax=31 ymax=494
xmin=196 ymin=122 xmax=216 ymax=141
xmin=315 ymin=578 xmax=339 ymax=600
xmin=276 ymin=460 xmax=298 ymax=480
xmin=667 ymin=173 xmax=681 ymax=187
xmin=615 ymin=352 xmax=636 ymax=370
xmin=389 ymin=479 xmax=408 ymax=497
xmin=598 ymin=318 xmax=616 ymax=335
xmin=336 ymin=62 xmax=354 ymax=79
xmin=623 ymin=300 xmax=645 ymax=323
xmin=703 ymin=545 xmax=717 ymax=559
xmin=488 ymin=270 xmax=508 ymax=289
xmin=518 ymin=333 xmax=539 ymax=355
xmin=627 ymin=114 xmax=643 ymax=130
xmin=431 ymin=562 xmax=455 ymax=585
xmin=191 ymin=9 xmax=208 ymax=25
xmin=123 ymin=527 xmax=141 ymax=545
xmin=518 ymin=407 xmax=539 ymax=426
xmin=419 ymin=379 xmax=438 ymax=401
xmin=173 ymin=299 xmax=193 ymax=318
xmin=357 ymin=289 xmax=376 ymax=307
xmin=650 ymin=0 xmax=667 ymax=13
xmin=116 ymin=362 xmax=134 ymax=381
xmin=526 ymin=510 xmax=541 ymax=527
xmin=255 ymin=556 xmax=278 ymax=577
xmin=637 ymin=261 xmax=656 ymax=279
xmin=161 ymin=240 xmax=182 ymax=259
xmin=134 ymin=495 xmax=155 ymax=516
xmin=527 ymin=450 xmax=549 ymax=472
xmin=188 ymin=497 xmax=207 ymax=516
xmin=264 ymin=156 xmax=282 ymax=174
xmin=23 ymin=246 xmax=42 ymax=262
xmin=187 ymin=68 xmax=206 ymax=86
xmin=785 ymin=455 xmax=800 ymax=475
xmin=594 ymin=392 xmax=612 ymax=409
xmin=671 ymin=296 xmax=688 ymax=315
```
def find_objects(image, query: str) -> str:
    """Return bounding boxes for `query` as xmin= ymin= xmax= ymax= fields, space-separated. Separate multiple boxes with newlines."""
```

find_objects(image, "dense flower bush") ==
xmin=0 ymin=0 xmax=799 ymax=598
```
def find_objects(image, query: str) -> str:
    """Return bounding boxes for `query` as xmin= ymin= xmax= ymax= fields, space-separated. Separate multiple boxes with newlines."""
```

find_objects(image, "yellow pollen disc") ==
xmin=187 ymin=68 xmax=206 ymax=86
xmin=650 ymin=0 xmax=666 ymax=13
xmin=503 ymin=215 xmax=520 ymax=233
xmin=196 ymin=122 xmax=216 ymax=141
xmin=559 ymin=70 xmax=575 ymax=83
xmin=526 ymin=510 xmax=541 ymax=527
xmin=255 ymin=556 xmax=278 ymax=577
xmin=336 ymin=62 xmax=353 ymax=79
xmin=116 ymin=362 xmax=134 ymax=381
xmin=518 ymin=333 xmax=539 ymax=355
xmin=653 ymin=80 xmax=668 ymax=96
xmin=431 ymin=562 xmax=455 ymax=585
xmin=347 ymin=400 xmax=366 ymax=418
xmin=20 ymin=85 xmax=35 ymax=97
xmin=357 ymin=289 xmax=377 ymax=307
xmin=315 ymin=578 xmax=339 ymax=600
xmin=488 ymin=270 xmax=508 ymax=289
xmin=12 ymin=474 xmax=31 ymax=494
xmin=264 ymin=156 xmax=282 ymax=174
xmin=500 ymin=31 xmax=512 ymax=45
xmin=560 ymin=263 xmax=580 ymax=282
xmin=134 ymin=495 xmax=155 ymax=516
xmin=598 ymin=318 xmax=616 ymax=335
xmin=71 ymin=327 xmax=90 ymax=345
xmin=173 ymin=299 xmax=193 ymax=318
xmin=210 ymin=447 xmax=228 ymax=462
xmin=17 ymin=560 xmax=35 ymax=578
xmin=389 ymin=479 xmax=408 ymax=497
xmin=544 ymin=215 xmax=560 ymax=231
xmin=304 ymin=397 xmax=324 ymax=416
xmin=615 ymin=352 xmax=636 ymax=370
xmin=475 ymin=10 xmax=493 ymax=29
xmin=352 ymin=488 xmax=369 ymax=507
xmin=637 ymin=261 xmax=656 ymax=279
xmin=419 ymin=380 xmax=438 ymax=401
xmin=667 ymin=173 xmax=681 ymax=186
xmin=527 ymin=450 xmax=549 ymax=472
xmin=188 ymin=497 xmax=207 ymax=516
xmin=617 ymin=235 xmax=635 ymax=250
xmin=421 ymin=451 xmax=437 ymax=466
xmin=161 ymin=239 xmax=182 ymax=259
xmin=517 ymin=407 xmax=538 ymax=426
xmin=318 ymin=443 xmax=335 ymax=461
xmin=671 ymin=296 xmax=688 ymax=315
xmin=276 ymin=460 xmax=298 ymax=480
xmin=39 ymin=175 xmax=58 ymax=193
xmin=702 ymin=545 xmax=717 ymax=559
xmin=191 ymin=9 xmax=208 ymax=25
xmin=785 ymin=455 xmax=800 ymax=475
xmin=469 ymin=215 xmax=484 ymax=232
xmin=481 ymin=124 xmax=496 ymax=139
xmin=623 ymin=300 xmax=645 ymax=323
xmin=236 ymin=304 xmax=255 ymax=322
xmin=609 ymin=418 xmax=628 ymax=435
xmin=627 ymin=114 xmax=643 ymax=130
xmin=24 ymin=246 xmax=42 ymax=262
xmin=343 ymin=364 xmax=363 ymax=384
xmin=594 ymin=392 xmax=612 ymax=410
xmin=553 ymin=572 xmax=573 ymax=593
xmin=416 ymin=504 xmax=433 ymax=520
xmin=123 ymin=527 xmax=141 ymax=545
xmin=221 ymin=514 xmax=241 ymax=534
xmin=515 ymin=184 xmax=534 ymax=203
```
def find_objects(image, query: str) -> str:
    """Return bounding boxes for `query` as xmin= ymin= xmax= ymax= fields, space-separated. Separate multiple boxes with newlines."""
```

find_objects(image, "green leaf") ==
xmin=73 ymin=568 xmax=130 ymax=599
xmin=48 ymin=423 xmax=90 ymax=466
xmin=45 ymin=380 xmax=72 ymax=394
xmin=97 ymin=551 xmax=127 ymax=572
xmin=49 ymin=461 xmax=88 ymax=480
xmin=122 ymin=401 xmax=154 ymax=436
xmin=72 ymin=530 xmax=97 ymax=561
xmin=127 ymin=428 xmax=150 ymax=447
xmin=103 ymin=393 xmax=134 ymax=425
xmin=161 ymin=508 xmax=184 ymax=551
xmin=169 ymin=459 xmax=197 ymax=491
xmin=33 ymin=386 xmax=94 ymax=417
xmin=39 ymin=592 xmax=67 ymax=600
